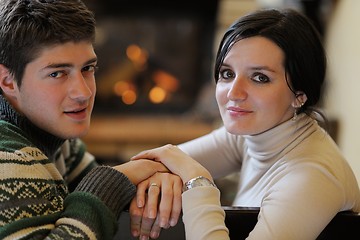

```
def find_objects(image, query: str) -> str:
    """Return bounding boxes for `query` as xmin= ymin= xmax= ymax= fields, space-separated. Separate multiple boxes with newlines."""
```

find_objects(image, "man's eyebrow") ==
xmin=85 ymin=57 xmax=98 ymax=65
xmin=42 ymin=57 xmax=98 ymax=69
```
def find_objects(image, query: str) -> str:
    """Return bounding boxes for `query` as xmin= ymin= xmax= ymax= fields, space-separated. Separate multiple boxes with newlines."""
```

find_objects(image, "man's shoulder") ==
xmin=0 ymin=120 xmax=37 ymax=157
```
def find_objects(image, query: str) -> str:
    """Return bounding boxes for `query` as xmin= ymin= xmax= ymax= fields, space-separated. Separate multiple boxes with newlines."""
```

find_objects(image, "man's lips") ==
xmin=64 ymin=107 xmax=87 ymax=114
xmin=64 ymin=107 xmax=88 ymax=120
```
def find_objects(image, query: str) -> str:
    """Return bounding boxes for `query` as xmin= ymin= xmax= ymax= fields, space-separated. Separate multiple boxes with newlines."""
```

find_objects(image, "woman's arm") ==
xmin=131 ymin=144 xmax=230 ymax=240
xmin=178 ymin=126 xmax=243 ymax=179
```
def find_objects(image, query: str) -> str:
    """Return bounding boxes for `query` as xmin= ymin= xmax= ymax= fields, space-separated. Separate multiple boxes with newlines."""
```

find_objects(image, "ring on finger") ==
xmin=150 ymin=183 xmax=160 ymax=188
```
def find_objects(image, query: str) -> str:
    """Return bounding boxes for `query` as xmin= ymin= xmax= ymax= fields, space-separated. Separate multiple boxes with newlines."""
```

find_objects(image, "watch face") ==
xmin=194 ymin=178 xmax=211 ymax=187
xmin=183 ymin=176 xmax=216 ymax=192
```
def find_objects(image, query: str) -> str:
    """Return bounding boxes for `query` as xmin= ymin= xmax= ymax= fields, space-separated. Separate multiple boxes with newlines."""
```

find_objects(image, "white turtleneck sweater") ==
xmin=179 ymin=114 xmax=360 ymax=240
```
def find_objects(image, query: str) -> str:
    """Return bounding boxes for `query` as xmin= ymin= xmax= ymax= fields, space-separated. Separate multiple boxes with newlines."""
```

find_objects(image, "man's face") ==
xmin=13 ymin=41 xmax=97 ymax=139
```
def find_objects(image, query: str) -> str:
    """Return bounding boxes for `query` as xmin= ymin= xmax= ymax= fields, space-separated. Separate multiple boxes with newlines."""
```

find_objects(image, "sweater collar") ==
xmin=243 ymin=114 xmax=317 ymax=164
xmin=0 ymin=94 xmax=65 ymax=158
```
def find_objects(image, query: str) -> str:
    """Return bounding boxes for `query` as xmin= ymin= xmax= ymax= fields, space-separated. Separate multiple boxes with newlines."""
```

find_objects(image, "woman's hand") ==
xmin=112 ymin=159 xmax=168 ymax=185
xmin=129 ymin=172 xmax=183 ymax=239
xmin=131 ymin=144 xmax=213 ymax=183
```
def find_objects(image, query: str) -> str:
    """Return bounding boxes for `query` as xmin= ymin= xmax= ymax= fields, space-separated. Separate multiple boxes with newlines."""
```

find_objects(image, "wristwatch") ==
xmin=183 ymin=176 xmax=217 ymax=192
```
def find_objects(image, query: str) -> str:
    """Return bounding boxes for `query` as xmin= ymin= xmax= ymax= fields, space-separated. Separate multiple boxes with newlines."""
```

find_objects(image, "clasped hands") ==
xmin=126 ymin=144 xmax=213 ymax=240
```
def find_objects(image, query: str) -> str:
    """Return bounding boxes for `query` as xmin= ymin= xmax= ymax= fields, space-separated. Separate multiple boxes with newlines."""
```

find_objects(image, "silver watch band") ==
xmin=183 ymin=176 xmax=217 ymax=192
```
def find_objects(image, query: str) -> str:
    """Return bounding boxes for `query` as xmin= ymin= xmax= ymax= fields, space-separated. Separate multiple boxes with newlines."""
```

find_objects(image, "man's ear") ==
xmin=291 ymin=91 xmax=308 ymax=108
xmin=0 ymin=64 xmax=17 ymax=96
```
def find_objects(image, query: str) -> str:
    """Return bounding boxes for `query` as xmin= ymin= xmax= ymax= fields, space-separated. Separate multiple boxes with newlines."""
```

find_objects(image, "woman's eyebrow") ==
xmin=220 ymin=62 xmax=276 ymax=73
xmin=250 ymin=66 xmax=276 ymax=73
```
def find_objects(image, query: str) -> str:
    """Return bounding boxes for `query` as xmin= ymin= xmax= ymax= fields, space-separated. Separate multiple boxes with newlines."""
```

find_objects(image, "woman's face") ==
xmin=216 ymin=36 xmax=296 ymax=135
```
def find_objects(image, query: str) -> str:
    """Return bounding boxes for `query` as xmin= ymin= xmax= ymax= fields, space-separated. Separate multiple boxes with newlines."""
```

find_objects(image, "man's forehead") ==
xmin=31 ymin=41 xmax=96 ymax=66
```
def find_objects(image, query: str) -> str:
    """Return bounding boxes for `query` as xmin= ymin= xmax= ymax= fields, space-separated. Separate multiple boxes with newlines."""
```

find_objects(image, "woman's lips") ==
xmin=227 ymin=106 xmax=252 ymax=116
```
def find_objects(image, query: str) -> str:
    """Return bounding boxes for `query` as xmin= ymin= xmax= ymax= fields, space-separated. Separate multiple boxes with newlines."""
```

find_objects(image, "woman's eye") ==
xmin=220 ymin=69 xmax=235 ymax=80
xmin=252 ymin=73 xmax=270 ymax=83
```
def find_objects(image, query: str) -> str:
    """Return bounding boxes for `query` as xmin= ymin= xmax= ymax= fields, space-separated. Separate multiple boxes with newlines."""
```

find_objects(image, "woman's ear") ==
xmin=291 ymin=91 xmax=308 ymax=108
xmin=0 ymin=64 xmax=17 ymax=96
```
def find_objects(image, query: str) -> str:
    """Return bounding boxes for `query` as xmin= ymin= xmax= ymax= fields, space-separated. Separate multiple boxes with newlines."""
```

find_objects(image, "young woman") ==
xmin=131 ymin=8 xmax=360 ymax=239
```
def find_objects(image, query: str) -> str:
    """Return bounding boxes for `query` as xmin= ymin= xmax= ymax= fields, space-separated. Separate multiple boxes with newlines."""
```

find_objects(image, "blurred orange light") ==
xmin=113 ymin=81 xmax=130 ymax=96
xmin=149 ymin=87 xmax=166 ymax=104
xmin=126 ymin=44 xmax=142 ymax=61
xmin=152 ymin=70 xmax=179 ymax=92
xmin=122 ymin=90 xmax=137 ymax=105
xmin=126 ymin=44 xmax=148 ymax=67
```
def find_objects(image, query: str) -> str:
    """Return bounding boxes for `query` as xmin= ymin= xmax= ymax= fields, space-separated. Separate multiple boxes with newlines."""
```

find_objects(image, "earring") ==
xmin=292 ymin=101 xmax=304 ymax=121
xmin=292 ymin=109 xmax=298 ymax=121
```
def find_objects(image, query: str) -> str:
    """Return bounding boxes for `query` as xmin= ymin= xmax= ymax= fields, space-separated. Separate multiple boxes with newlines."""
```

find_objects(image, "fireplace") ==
xmin=84 ymin=0 xmax=219 ymax=115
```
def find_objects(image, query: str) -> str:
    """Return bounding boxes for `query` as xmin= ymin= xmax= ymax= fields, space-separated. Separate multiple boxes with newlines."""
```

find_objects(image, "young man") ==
xmin=0 ymin=0 xmax=168 ymax=239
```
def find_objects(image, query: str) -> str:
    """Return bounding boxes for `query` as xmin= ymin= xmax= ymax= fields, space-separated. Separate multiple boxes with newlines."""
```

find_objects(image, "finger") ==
xmin=149 ymin=214 xmax=162 ymax=239
xmin=129 ymin=198 xmax=144 ymax=237
xmin=130 ymin=149 xmax=154 ymax=160
xmin=138 ymin=191 xmax=158 ymax=238
xmin=139 ymin=214 xmax=156 ymax=238
xmin=146 ymin=182 xmax=161 ymax=219
xmin=157 ymin=174 xmax=183 ymax=228
xmin=157 ymin=178 xmax=173 ymax=228
xmin=131 ymin=144 xmax=171 ymax=161
xmin=136 ymin=180 xmax=150 ymax=208
xmin=169 ymin=177 xmax=183 ymax=227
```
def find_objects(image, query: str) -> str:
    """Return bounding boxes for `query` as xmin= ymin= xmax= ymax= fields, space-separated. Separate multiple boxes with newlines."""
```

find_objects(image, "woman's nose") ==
xmin=227 ymin=77 xmax=248 ymax=101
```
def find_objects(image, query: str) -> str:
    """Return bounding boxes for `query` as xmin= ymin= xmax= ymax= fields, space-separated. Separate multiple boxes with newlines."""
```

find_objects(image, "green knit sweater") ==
xmin=0 ymin=95 xmax=136 ymax=239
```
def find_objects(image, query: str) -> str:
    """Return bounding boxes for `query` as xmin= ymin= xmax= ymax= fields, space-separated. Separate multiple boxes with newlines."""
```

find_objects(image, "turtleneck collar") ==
xmin=0 ymin=94 xmax=65 ymax=158
xmin=243 ymin=114 xmax=318 ymax=165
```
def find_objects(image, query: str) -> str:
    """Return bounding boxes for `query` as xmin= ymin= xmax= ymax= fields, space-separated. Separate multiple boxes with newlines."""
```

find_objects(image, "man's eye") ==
xmin=49 ymin=71 xmax=65 ymax=78
xmin=83 ymin=65 xmax=98 ymax=72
